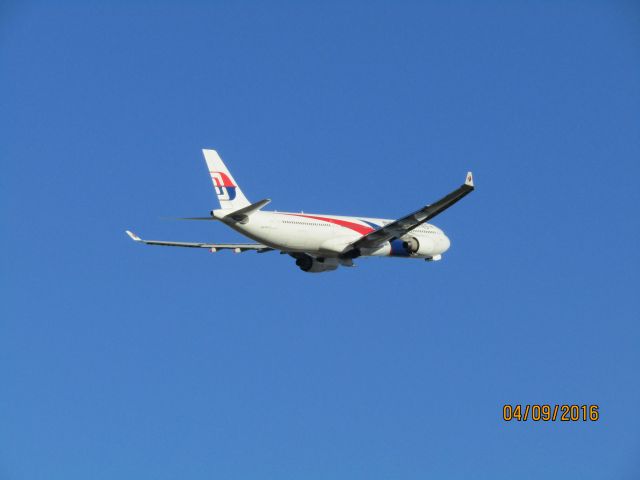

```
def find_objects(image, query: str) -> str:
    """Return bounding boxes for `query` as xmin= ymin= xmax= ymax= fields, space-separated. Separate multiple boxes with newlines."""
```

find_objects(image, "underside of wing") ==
xmin=125 ymin=231 xmax=273 ymax=253
xmin=346 ymin=172 xmax=474 ymax=253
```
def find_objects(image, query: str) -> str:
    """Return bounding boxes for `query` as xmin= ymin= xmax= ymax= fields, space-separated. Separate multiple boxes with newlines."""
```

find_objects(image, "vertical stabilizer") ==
xmin=202 ymin=149 xmax=251 ymax=210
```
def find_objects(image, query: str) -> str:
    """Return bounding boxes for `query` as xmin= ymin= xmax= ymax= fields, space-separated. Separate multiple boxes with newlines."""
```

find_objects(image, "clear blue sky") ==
xmin=2 ymin=1 xmax=639 ymax=478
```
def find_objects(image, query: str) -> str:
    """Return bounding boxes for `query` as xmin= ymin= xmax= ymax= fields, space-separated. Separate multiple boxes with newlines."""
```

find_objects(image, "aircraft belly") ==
xmin=283 ymin=227 xmax=326 ymax=251
xmin=240 ymin=220 xmax=306 ymax=251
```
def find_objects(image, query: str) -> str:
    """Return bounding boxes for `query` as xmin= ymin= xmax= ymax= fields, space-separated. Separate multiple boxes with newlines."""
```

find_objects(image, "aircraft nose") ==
xmin=440 ymin=233 xmax=451 ymax=253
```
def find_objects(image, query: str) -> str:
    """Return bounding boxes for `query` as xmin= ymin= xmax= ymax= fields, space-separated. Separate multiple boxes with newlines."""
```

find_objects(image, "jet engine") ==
xmin=373 ymin=237 xmax=436 ymax=257
xmin=402 ymin=236 xmax=436 ymax=256
xmin=295 ymin=255 xmax=339 ymax=273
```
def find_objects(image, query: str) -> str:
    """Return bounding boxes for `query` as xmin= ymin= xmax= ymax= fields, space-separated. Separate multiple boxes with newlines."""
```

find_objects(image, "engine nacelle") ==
xmin=295 ymin=256 xmax=339 ymax=273
xmin=369 ymin=236 xmax=436 ymax=257
xmin=402 ymin=236 xmax=436 ymax=256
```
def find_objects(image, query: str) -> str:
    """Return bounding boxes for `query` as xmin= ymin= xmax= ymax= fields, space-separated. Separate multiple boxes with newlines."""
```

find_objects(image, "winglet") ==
xmin=465 ymin=172 xmax=474 ymax=187
xmin=125 ymin=230 xmax=142 ymax=242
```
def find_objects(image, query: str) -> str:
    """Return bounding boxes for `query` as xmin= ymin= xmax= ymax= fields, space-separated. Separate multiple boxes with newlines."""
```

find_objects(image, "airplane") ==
xmin=126 ymin=149 xmax=474 ymax=273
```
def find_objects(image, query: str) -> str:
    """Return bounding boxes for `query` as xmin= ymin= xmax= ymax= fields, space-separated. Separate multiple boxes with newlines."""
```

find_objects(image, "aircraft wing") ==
xmin=125 ymin=230 xmax=273 ymax=253
xmin=346 ymin=172 xmax=474 ymax=252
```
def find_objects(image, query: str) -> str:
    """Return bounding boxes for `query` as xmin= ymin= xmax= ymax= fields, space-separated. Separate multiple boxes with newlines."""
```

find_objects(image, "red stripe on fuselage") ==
xmin=285 ymin=214 xmax=374 ymax=235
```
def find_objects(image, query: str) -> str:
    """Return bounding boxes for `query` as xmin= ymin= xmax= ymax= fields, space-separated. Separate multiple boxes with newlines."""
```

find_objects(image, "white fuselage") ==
xmin=213 ymin=209 xmax=451 ymax=260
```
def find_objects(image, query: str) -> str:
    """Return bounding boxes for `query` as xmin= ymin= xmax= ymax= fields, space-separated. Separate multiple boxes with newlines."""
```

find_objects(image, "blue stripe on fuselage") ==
xmin=360 ymin=220 xmax=381 ymax=230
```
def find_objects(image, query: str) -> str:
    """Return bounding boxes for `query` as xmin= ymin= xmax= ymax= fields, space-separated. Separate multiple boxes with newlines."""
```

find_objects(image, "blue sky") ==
xmin=1 ymin=1 xmax=639 ymax=478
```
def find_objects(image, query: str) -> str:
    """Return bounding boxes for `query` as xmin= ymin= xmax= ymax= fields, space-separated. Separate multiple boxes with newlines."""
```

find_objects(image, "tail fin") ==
xmin=202 ymin=149 xmax=251 ymax=210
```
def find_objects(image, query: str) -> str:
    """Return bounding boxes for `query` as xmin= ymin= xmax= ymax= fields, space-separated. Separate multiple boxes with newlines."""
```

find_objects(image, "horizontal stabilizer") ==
xmin=224 ymin=198 xmax=271 ymax=223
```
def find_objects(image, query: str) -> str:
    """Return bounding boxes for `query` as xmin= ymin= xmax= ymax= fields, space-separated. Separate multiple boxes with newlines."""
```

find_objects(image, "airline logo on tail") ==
xmin=210 ymin=171 xmax=237 ymax=201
